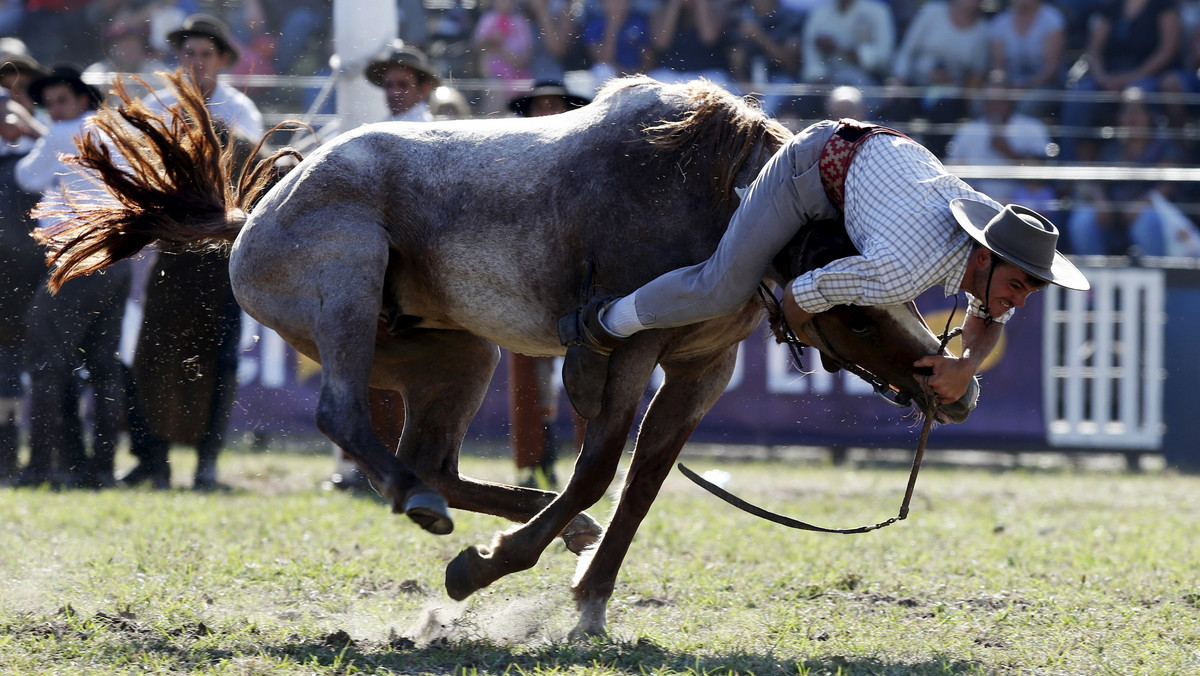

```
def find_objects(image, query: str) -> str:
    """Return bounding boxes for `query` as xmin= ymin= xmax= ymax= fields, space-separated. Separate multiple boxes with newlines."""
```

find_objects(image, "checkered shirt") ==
xmin=790 ymin=132 xmax=1012 ymax=324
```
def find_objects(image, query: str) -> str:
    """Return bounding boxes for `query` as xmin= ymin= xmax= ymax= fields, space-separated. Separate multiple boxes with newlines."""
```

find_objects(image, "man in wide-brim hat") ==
xmin=146 ymin=13 xmax=260 ymax=140
xmin=0 ymin=40 xmax=48 ymax=119
xmin=507 ymin=80 xmax=591 ymax=118
xmin=28 ymin=64 xmax=103 ymax=110
xmin=365 ymin=40 xmax=441 ymax=122
xmin=166 ymin=13 xmax=239 ymax=65
xmin=558 ymin=118 xmax=1091 ymax=420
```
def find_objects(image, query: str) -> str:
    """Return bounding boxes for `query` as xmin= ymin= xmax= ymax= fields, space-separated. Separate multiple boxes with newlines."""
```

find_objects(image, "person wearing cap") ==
xmin=0 ymin=43 xmax=48 ymax=144
xmin=504 ymin=80 xmax=591 ymax=489
xmin=143 ymin=13 xmax=263 ymax=141
xmin=13 ymin=64 xmax=131 ymax=489
xmin=365 ymin=40 xmax=442 ymax=123
xmin=558 ymin=119 xmax=1091 ymax=419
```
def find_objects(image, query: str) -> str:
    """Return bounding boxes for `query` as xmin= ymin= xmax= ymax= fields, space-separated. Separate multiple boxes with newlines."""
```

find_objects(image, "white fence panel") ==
xmin=1044 ymin=267 xmax=1165 ymax=449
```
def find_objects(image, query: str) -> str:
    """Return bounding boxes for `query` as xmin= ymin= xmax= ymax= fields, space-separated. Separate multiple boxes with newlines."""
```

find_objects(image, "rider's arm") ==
xmin=914 ymin=311 xmax=1002 ymax=403
xmin=789 ymin=250 xmax=943 ymax=313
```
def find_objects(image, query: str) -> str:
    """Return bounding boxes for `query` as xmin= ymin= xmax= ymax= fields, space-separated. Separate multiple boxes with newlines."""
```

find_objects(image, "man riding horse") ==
xmin=559 ymin=119 xmax=1091 ymax=419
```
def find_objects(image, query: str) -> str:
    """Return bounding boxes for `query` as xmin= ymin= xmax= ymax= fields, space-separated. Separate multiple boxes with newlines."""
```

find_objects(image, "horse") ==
xmin=38 ymin=72 xmax=978 ymax=638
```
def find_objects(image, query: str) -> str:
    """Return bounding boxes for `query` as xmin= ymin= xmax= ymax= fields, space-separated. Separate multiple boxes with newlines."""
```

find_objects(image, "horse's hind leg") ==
xmin=443 ymin=346 xmax=658 ymax=602
xmin=374 ymin=330 xmax=604 ymax=552
xmin=569 ymin=345 xmax=739 ymax=639
xmin=233 ymin=218 xmax=450 ymax=534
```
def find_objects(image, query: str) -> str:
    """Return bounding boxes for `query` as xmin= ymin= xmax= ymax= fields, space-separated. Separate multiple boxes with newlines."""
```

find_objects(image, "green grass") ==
xmin=1 ymin=441 xmax=1199 ymax=674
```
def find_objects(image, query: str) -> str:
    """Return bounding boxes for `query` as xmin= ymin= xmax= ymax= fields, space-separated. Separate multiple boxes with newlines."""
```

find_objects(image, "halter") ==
xmin=684 ymin=288 xmax=965 ymax=534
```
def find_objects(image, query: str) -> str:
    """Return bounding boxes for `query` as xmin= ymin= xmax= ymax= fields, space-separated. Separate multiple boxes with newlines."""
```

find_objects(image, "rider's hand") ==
xmin=912 ymin=354 xmax=976 ymax=404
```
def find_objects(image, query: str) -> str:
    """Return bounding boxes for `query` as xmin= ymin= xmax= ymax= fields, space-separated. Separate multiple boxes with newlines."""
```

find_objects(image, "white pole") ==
xmin=332 ymin=0 xmax=396 ymax=131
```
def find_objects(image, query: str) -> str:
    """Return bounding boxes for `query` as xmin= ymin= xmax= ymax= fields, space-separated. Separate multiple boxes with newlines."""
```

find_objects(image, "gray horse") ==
xmin=38 ymin=73 xmax=976 ymax=638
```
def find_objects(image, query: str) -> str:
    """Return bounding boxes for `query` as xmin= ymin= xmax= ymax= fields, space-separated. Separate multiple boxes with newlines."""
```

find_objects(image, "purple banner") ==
xmin=229 ymin=290 xmax=1048 ymax=450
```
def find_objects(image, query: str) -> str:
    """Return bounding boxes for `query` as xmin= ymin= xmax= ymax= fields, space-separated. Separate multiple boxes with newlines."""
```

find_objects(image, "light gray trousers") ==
xmin=631 ymin=120 xmax=842 ymax=329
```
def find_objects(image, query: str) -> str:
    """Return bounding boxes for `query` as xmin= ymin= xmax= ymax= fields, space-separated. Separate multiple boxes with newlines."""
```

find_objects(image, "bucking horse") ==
xmin=37 ymin=73 xmax=978 ymax=638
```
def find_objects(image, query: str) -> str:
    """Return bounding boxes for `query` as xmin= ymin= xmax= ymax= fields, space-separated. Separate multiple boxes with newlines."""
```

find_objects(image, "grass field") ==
xmin=1 ymin=441 xmax=1198 ymax=675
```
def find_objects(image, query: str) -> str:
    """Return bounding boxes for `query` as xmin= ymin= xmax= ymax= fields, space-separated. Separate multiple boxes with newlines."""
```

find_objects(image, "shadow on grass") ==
xmin=11 ymin=612 xmax=987 ymax=675
xmin=95 ymin=633 xmax=984 ymax=675
xmin=261 ymin=635 xmax=987 ymax=675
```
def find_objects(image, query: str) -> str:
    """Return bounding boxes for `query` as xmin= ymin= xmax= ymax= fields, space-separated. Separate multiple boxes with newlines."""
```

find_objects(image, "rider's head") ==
xmin=952 ymin=199 xmax=1089 ymax=319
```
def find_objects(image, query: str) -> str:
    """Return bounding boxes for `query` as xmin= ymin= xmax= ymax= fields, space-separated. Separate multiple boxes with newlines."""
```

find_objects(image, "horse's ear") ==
xmin=771 ymin=218 xmax=860 ymax=279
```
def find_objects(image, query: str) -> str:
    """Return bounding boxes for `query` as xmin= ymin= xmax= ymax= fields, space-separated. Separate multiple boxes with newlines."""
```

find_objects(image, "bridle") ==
xmin=679 ymin=288 xmax=964 ymax=534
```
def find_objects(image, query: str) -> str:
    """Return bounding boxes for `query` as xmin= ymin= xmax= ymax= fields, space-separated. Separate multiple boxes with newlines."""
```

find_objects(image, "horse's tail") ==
xmin=34 ymin=70 xmax=301 ymax=293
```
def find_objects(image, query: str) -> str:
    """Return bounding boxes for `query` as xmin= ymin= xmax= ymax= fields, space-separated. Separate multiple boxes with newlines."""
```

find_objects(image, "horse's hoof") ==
xmin=568 ymin=597 xmax=610 ymax=641
xmin=561 ymin=515 xmax=603 ymax=554
xmin=403 ymin=488 xmax=454 ymax=535
xmin=445 ymin=546 xmax=487 ymax=601
xmin=567 ymin=623 xmax=609 ymax=642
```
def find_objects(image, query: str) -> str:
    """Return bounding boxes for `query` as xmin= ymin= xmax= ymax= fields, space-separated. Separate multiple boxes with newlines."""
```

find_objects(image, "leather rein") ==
xmin=679 ymin=289 xmax=962 ymax=534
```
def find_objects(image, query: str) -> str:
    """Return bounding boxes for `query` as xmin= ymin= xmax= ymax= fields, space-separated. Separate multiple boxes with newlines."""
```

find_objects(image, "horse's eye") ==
xmin=849 ymin=320 xmax=871 ymax=335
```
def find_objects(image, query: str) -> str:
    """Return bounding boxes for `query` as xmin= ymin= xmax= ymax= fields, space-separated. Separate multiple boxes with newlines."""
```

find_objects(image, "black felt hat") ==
xmin=507 ymin=80 xmax=591 ymax=117
xmin=29 ymin=64 xmax=103 ymax=110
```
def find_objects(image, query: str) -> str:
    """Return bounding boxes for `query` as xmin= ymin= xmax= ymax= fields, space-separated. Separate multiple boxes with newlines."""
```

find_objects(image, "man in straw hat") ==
xmin=365 ymin=40 xmax=442 ymax=123
xmin=558 ymin=119 xmax=1090 ymax=419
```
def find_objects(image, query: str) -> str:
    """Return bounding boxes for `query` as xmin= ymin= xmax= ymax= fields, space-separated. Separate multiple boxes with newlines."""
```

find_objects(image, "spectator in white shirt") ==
xmin=121 ymin=14 xmax=262 ymax=491
xmin=946 ymin=72 xmax=1053 ymax=205
xmin=143 ymin=14 xmax=264 ymax=141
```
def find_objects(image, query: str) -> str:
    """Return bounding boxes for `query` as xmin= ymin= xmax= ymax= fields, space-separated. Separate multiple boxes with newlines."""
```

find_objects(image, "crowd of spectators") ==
xmin=1 ymin=0 xmax=1198 ymax=253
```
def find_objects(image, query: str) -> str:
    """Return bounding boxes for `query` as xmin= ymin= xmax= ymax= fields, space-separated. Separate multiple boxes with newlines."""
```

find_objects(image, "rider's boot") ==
xmin=558 ymin=297 xmax=625 ymax=419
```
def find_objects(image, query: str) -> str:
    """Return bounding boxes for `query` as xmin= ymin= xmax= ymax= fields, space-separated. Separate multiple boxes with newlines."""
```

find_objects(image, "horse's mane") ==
xmin=598 ymin=77 xmax=793 ymax=204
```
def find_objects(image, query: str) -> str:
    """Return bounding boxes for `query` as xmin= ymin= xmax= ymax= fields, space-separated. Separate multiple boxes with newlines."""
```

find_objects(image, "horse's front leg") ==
xmin=569 ymin=345 xmax=738 ymax=639
xmin=443 ymin=347 xmax=658 ymax=601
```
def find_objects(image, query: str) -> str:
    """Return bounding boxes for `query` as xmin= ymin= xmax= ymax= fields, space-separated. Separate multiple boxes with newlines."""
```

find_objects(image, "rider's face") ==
xmin=976 ymin=253 xmax=1042 ymax=317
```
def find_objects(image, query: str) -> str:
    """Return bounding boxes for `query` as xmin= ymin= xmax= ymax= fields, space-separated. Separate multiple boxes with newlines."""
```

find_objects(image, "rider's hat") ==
xmin=950 ymin=198 xmax=1089 ymax=290
xmin=507 ymin=80 xmax=591 ymax=117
